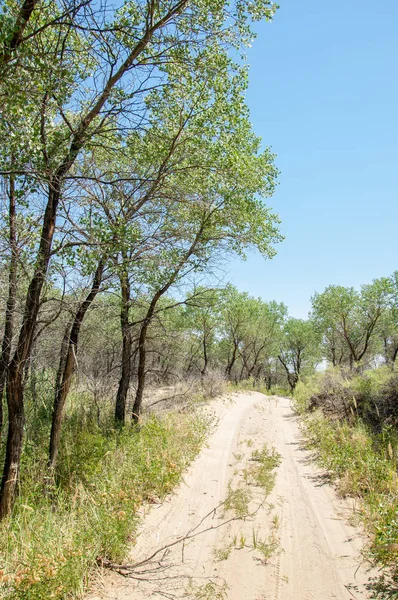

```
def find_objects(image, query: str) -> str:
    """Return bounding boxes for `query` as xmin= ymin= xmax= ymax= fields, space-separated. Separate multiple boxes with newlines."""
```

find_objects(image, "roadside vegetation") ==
xmin=288 ymin=276 xmax=398 ymax=597
xmin=295 ymin=369 xmax=398 ymax=597
xmin=0 ymin=401 xmax=210 ymax=599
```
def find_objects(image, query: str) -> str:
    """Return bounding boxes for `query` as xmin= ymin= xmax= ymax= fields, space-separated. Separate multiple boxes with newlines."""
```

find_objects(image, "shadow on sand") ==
xmin=364 ymin=571 xmax=398 ymax=599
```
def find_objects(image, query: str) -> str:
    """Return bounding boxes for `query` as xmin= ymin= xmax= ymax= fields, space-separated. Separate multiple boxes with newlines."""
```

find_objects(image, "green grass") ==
xmin=294 ymin=369 xmax=398 ymax=597
xmin=0 ymin=409 xmax=209 ymax=599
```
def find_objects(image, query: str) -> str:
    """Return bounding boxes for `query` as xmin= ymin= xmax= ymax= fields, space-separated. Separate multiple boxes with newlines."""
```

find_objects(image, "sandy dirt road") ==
xmin=88 ymin=393 xmax=374 ymax=600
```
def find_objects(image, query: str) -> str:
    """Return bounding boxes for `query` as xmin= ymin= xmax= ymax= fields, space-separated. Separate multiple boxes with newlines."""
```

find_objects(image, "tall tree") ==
xmin=278 ymin=318 xmax=320 ymax=391
xmin=182 ymin=289 xmax=220 ymax=377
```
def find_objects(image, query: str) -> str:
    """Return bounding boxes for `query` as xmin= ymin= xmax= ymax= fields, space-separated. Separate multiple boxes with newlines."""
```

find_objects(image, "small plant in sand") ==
xmin=251 ymin=529 xmax=280 ymax=563
xmin=223 ymin=484 xmax=252 ymax=519
xmin=190 ymin=580 xmax=229 ymax=599
xmin=213 ymin=543 xmax=233 ymax=562
xmin=255 ymin=534 xmax=280 ymax=563
xmin=242 ymin=445 xmax=281 ymax=494
xmin=271 ymin=513 xmax=280 ymax=530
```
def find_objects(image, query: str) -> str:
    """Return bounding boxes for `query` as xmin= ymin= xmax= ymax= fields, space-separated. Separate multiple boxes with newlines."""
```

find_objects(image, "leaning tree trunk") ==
xmin=132 ymin=287 xmax=172 ymax=421
xmin=114 ymin=273 xmax=132 ymax=425
xmin=278 ymin=355 xmax=297 ymax=393
xmin=132 ymin=223 xmax=205 ymax=422
xmin=0 ymin=172 xmax=18 ymax=438
xmin=48 ymin=260 xmax=104 ymax=469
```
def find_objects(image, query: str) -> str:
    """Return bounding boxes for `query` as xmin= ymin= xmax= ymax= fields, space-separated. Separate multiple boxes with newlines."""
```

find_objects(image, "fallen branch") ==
xmin=98 ymin=489 xmax=269 ymax=578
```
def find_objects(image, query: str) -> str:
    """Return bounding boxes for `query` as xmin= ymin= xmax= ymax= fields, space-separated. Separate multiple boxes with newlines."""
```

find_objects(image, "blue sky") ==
xmin=227 ymin=0 xmax=398 ymax=318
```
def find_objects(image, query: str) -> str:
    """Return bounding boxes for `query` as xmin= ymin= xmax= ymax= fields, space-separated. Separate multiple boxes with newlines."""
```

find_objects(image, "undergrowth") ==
xmin=294 ymin=368 xmax=398 ymax=598
xmin=0 ymin=409 xmax=209 ymax=599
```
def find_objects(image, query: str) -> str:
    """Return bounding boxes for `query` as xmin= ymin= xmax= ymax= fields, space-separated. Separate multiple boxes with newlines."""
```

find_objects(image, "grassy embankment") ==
xmin=294 ymin=367 xmax=398 ymax=598
xmin=0 ymin=386 xmax=212 ymax=600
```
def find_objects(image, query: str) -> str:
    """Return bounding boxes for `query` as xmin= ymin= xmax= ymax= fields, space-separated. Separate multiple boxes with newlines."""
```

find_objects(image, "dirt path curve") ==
xmin=87 ymin=393 xmax=375 ymax=600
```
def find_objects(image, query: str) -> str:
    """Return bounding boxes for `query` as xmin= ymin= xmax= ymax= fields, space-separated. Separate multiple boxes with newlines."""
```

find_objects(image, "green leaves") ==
xmin=311 ymin=278 xmax=394 ymax=368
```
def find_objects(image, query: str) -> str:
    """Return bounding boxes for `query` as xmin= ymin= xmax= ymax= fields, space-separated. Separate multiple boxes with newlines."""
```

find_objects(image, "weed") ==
xmin=223 ymin=484 xmax=251 ymax=519
xmin=251 ymin=445 xmax=281 ymax=468
xmin=251 ymin=528 xmax=279 ymax=562
xmin=242 ymin=445 xmax=281 ymax=494
xmin=272 ymin=513 xmax=280 ymax=530
xmin=252 ymin=528 xmax=260 ymax=548
xmin=0 ymin=411 xmax=210 ymax=600
xmin=255 ymin=534 xmax=279 ymax=563
xmin=190 ymin=580 xmax=229 ymax=600
xmin=213 ymin=544 xmax=233 ymax=562
xmin=233 ymin=453 xmax=243 ymax=462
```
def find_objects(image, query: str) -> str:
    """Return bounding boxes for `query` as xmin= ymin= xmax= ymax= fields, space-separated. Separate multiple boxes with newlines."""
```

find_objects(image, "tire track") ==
xmin=87 ymin=393 xmax=376 ymax=600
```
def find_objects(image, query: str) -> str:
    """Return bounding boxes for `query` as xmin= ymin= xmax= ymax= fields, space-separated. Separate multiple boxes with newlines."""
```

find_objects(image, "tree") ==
xmin=219 ymin=286 xmax=286 ymax=383
xmin=278 ymin=318 xmax=320 ymax=391
xmin=378 ymin=271 xmax=398 ymax=369
xmin=182 ymin=289 xmax=220 ymax=377
xmin=311 ymin=280 xmax=390 ymax=371
xmin=237 ymin=298 xmax=286 ymax=382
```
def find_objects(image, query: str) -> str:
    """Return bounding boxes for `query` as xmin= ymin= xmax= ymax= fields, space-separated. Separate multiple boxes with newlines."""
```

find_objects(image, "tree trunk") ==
xmin=278 ymin=354 xmax=297 ymax=393
xmin=0 ymin=177 xmax=73 ymax=517
xmin=201 ymin=336 xmax=208 ymax=376
xmin=391 ymin=344 xmax=398 ymax=370
xmin=265 ymin=373 xmax=272 ymax=391
xmin=225 ymin=340 xmax=238 ymax=379
xmin=48 ymin=260 xmax=104 ymax=469
xmin=331 ymin=345 xmax=337 ymax=367
xmin=133 ymin=319 xmax=150 ymax=422
xmin=118 ymin=171 xmax=210 ymax=420
xmin=132 ymin=222 xmax=206 ymax=421
xmin=0 ymin=371 xmax=24 ymax=519
xmin=132 ymin=287 xmax=168 ymax=421
xmin=114 ymin=273 xmax=132 ymax=425
xmin=0 ymin=173 xmax=17 ymax=438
